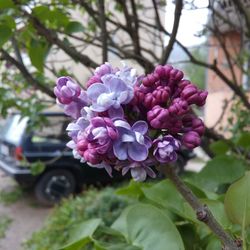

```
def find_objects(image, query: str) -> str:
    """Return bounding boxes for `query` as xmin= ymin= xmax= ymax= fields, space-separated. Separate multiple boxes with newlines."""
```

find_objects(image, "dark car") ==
xmin=0 ymin=112 xmax=126 ymax=206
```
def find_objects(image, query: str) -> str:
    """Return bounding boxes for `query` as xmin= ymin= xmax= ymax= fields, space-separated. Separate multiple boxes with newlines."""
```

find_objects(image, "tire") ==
xmin=35 ymin=169 xmax=76 ymax=206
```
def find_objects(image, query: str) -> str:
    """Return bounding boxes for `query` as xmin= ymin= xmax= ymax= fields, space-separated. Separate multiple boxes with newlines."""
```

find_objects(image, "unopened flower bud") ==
xmin=182 ymin=131 xmax=201 ymax=149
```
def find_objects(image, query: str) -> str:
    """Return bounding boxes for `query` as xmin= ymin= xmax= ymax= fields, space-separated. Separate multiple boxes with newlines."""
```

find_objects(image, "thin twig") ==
xmin=98 ymin=0 xmax=108 ymax=62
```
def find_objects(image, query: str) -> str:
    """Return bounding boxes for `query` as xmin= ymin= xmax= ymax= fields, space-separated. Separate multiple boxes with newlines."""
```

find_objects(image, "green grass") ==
xmin=0 ymin=215 xmax=12 ymax=238
xmin=0 ymin=187 xmax=24 ymax=205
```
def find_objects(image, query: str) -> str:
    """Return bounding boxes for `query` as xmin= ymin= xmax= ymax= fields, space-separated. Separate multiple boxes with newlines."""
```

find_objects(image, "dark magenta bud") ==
xmin=182 ymin=131 xmax=201 ymax=149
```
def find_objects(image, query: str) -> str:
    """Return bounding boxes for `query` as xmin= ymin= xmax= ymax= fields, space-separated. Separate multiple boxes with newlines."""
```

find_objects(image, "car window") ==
xmin=1 ymin=115 xmax=29 ymax=145
xmin=31 ymin=115 xmax=70 ymax=144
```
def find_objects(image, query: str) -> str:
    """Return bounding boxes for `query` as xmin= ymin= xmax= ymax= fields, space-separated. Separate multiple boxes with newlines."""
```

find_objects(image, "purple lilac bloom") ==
xmin=153 ymin=135 xmax=181 ymax=163
xmin=122 ymin=159 xmax=156 ymax=182
xmin=54 ymin=76 xmax=88 ymax=119
xmin=76 ymin=117 xmax=118 ymax=165
xmin=113 ymin=120 xmax=151 ymax=162
xmin=55 ymin=63 xmax=208 ymax=182
xmin=87 ymin=75 xmax=134 ymax=112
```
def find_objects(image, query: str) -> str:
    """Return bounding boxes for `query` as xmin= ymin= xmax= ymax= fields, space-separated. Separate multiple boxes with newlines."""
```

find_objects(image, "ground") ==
xmin=0 ymin=170 xmax=51 ymax=250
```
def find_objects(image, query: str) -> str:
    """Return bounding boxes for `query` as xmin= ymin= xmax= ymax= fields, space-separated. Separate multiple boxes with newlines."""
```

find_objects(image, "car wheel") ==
xmin=35 ymin=169 xmax=76 ymax=206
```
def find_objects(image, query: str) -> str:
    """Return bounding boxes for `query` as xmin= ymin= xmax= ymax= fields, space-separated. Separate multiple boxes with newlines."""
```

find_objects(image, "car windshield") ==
xmin=31 ymin=115 xmax=69 ymax=144
xmin=0 ymin=114 xmax=70 ymax=145
xmin=0 ymin=114 xmax=29 ymax=145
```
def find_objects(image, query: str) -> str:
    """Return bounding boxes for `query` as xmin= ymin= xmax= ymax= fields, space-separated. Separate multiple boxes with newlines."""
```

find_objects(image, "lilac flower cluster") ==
xmin=54 ymin=63 xmax=207 ymax=181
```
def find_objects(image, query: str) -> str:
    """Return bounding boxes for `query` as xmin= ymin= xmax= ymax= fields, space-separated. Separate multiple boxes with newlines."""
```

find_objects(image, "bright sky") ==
xmin=165 ymin=0 xmax=209 ymax=47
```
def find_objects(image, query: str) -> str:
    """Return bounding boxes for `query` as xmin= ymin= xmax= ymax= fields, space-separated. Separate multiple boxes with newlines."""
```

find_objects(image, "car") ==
xmin=0 ymin=111 xmax=194 ymax=206
xmin=0 ymin=112 xmax=128 ymax=206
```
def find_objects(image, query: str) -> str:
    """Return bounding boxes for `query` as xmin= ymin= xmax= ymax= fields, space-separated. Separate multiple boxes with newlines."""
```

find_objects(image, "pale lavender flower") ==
xmin=115 ymin=62 xmax=138 ymax=86
xmin=153 ymin=135 xmax=180 ymax=163
xmin=88 ymin=161 xmax=113 ymax=177
xmin=122 ymin=160 xmax=156 ymax=182
xmin=95 ymin=62 xmax=113 ymax=76
xmin=113 ymin=120 xmax=151 ymax=162
xmin=87 ymin=75 xmax=134 ymax=112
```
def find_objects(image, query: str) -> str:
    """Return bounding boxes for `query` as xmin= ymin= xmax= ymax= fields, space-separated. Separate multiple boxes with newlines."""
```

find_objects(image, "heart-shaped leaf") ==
xmin=112 ymin=203 xmax=184 ymax=250
xmin=225 ymin=172 xmax=250 ymax=226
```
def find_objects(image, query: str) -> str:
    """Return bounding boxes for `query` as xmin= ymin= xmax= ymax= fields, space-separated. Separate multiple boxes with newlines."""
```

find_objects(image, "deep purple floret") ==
xmin=54 ymin=76 xmax=88 ymax=119
xmin=153 ymin=135 xmax=181 ymax=163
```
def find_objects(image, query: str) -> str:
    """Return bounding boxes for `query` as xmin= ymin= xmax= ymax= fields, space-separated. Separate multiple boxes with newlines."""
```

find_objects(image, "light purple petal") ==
xmin=72 ymin=149 xmax=82 ymax=160
xmin=87 ymin=83 xmax=107 ymax=102
xmin=113 ymin=141 xmax=128 ymax=160
xmin=122 ymin=165 xmax=130 ymax=176
xmin=76 ymin=117 xmax=90 ymax=130
xmin=114 ymin=120 xmax=131 ymax=130
xmin=64 ymin=102 xmax=81 ymax=119
xmin=90 ymin=103 xmax=107 ymax=112
xmin=121 ymin=133 xmax=135 ymax=142
xmin=61 ymin=86 xmax=74 ymax=98
xmin=132 ymin=121 xmax=148 ymax=135
xmin=66 ymin=140 xmax=76 ymax=149
xmin=96 ymin=92 xmax=115 ymax=109
xmin=134 ymin=132 xmax=144 ymax=144
xmin=121 ymin=88 xmax=134 ymax=104
xmin=66 ymin=122 xmax=80 ymax=131
xmin=131 ymin=167 xmax=147 ymax=182
xmin=104 ymin=77 xmax=128 ymax=93
xmin=144 ymin=136 xmax=152 ymax=148
xmin=128 ymin=142 xmax=148 ymax=161
xmin=108 ymin=106 xmax=124 ymax=119
xmin=104 ymin=164 xmax=113 ymax=177
xmin=117 ymin=91 xmax=129 ymax=103
xmin=144 ymin=166 xmax=156 ymax=178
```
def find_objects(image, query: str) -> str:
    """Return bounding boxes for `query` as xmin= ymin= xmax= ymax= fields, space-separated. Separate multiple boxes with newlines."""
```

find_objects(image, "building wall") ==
xmin=205 ymin=31 xmax=242 ymax=130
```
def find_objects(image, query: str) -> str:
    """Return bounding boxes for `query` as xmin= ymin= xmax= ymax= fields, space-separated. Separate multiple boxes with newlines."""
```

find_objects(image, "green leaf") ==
xmin=65 ymin=21 xmax=84 ymax=34
xmin=30 ymin=161 xmax=45 ymax=176
xmin=0 ymin=16 xmax=16 ymax=30
xmin=116 ymin=180 xmax=149 ymax=199
xmin=0 ymin=25 xmax=12 ymax=48
xmin=141 ymin=180 xmax=199 ymax=222
xmin=210 ymin=140 xmax=230 ymax=155
xmin=32 ymin=6 xmax=51 ymax=20
xmin=112 ymin=203 xmax=185 ymax=250
xmin=0 ymin=0 xmax=14 ymax=9
xmin=50 ymin=8 xmax=69 ymax=27
xmin=206 ymin=237 xmax=221 ymax=250
xmin=225 ymin=172 xmax=250 ymax=226
xmin=59 ymin=218 xmax=101 ymax=250
xmin=32 ymin=6 xmax=69 ymax=28
xmin=28 ymin=39 xmax=50 ymax=72
xmin=193 ymin=155 xmax=246 ymax=192
xmin=94 ymin=240 xmax=140 ymax=250
xmin=235 ymin=132 xmax=250 ymax=149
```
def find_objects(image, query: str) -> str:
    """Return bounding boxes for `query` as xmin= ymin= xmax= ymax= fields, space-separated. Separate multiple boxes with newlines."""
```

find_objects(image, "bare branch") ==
xmin=0 ymin=49 xmax=54 ymax=98
xmin=98 ymin=0 xmax=108 ymax=62
xmin=156 ymin=0 xmax=183 ymax=64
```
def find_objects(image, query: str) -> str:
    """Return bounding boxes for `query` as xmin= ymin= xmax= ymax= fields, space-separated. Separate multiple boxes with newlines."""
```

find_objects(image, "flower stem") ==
xmin=157 ymin=165 xmax=241 ymax=250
